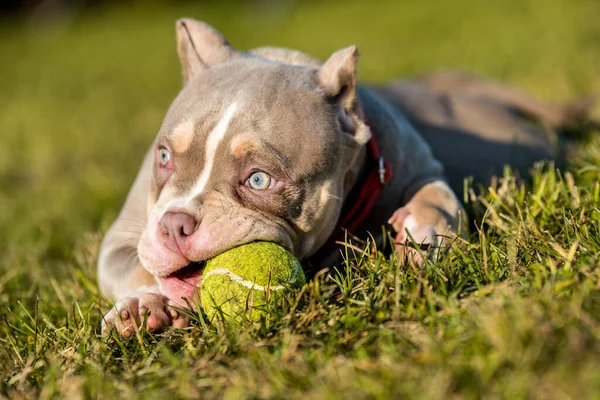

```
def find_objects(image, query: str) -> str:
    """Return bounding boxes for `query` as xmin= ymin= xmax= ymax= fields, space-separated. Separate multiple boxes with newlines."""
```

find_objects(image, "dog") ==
xmin=98 ymin=19 xmax=595 ymax=335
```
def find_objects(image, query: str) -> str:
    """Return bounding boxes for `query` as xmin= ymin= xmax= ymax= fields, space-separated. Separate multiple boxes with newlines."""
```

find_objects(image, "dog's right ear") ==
xmin=176 ymin=19 xmax=238 ymax=83
xmin=318 ymin=46 xmax=371 ymax=146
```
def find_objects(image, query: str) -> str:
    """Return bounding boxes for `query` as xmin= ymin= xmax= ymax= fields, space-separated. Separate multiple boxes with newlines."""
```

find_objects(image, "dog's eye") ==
xmin=247 ymin=171 xmax=272 ymax=190
xmin=158 ymin=148 xmax=170 ymax=168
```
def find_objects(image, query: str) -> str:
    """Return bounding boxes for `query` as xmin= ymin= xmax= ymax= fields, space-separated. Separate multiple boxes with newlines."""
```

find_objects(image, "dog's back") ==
xmin=373 ymin=71 xmax=596 ymax=195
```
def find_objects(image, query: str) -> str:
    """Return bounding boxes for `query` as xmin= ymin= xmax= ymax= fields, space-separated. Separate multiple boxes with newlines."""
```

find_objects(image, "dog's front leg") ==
xmin=388 ymin=179 xmax=463 ymax=264
xmin=98 ymin=150 xmax=189 ymax=336
xmin=98 ymin=228 xmax=189 ymax=336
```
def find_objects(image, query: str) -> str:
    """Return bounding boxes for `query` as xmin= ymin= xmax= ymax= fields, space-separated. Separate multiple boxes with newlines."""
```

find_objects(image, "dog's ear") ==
xmin=318 ymin=46 xmax=358 ymax=101
xmin=318 ymin=46 xmax=370 ymax=145
xmin=176 ymin=19 xmax=238 ymax=83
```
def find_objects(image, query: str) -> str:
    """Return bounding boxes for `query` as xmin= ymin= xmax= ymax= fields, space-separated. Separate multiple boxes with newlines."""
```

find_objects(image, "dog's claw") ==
xmin=120 ymin=309 xmax=130 ymax=321
xmin=169 ymin=309 xmax=179 ymax=320
xmin=120 ymin=325 xmax=135 ymax=338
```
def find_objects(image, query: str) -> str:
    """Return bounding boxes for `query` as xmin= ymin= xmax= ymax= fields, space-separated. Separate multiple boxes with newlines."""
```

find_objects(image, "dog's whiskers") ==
xmin=115 ymin=218 xmax=147 ymax=229
xmin=103 ymin=238 xmax=140 ymax=254
xmin=112 ymin=228 xmax=145 ymax=235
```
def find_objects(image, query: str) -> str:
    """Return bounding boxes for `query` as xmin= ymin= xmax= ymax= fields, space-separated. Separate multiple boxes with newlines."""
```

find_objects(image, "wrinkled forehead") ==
xmin=158 ymin=60 xmax=340 ymax=167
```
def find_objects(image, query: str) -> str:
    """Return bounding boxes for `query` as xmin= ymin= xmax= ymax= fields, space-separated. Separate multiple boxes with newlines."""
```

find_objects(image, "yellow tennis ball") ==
xmin=200 ymin=242 xmax=305 ymax=322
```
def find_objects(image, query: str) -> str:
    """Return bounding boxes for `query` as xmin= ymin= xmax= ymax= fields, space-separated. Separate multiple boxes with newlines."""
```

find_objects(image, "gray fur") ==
xmin=98 ymin=19 xmax=596 ymax=335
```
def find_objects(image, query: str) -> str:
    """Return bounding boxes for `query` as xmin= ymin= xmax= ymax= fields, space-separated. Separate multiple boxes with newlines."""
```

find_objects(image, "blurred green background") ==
xmin=0 ymin=0 xmax=599 ymax=297
xmin=2 ymin=1 xmax=600 ymax=397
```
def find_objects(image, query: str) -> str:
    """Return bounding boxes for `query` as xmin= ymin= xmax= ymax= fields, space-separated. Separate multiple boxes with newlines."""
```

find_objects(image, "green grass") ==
xmin=1 ymin=0 xmax=600 ymax=398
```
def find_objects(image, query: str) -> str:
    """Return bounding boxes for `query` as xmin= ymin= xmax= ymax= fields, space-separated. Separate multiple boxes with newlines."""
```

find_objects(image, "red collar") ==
xmin=308 ymin=121 xmax=392 ymax=266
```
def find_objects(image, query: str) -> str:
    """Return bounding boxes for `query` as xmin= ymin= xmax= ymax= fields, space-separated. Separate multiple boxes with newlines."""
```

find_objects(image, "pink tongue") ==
xmin=159 ymin=262 xmax=205 ymax=306
xmin=172 ymin=262 xmax=204 ymax=286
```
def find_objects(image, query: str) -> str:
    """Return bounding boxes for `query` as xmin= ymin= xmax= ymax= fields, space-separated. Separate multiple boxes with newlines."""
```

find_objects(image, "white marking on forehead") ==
xmin=187 ymin=102 xmax=238 ymax=201
xmin=171 ymin=120 xmax=195 ymax=153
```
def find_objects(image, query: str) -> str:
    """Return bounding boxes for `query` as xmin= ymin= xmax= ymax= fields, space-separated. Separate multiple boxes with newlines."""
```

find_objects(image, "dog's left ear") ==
xmin=318 ymin=46 xmax=370 ymax=145
xmin=318 ymin=46 xmax=358 ymax=98
xmin=176 ymin=19 xmax=239 ymax=83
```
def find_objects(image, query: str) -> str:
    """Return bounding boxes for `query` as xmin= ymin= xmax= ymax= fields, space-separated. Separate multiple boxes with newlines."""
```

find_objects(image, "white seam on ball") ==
xmin=200 ymin=268 xmax=286 ymax=291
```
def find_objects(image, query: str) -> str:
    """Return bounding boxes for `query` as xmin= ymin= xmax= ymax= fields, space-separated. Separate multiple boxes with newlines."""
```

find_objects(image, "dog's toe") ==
xmin=388 ymin=207 xmax=411 ymax=237
xmin=102 ymin=297 xmax=141 ymax=337
xmin=103 ymin=293 xmax=191 ymax=337
xmin=137 ymin=293 xmax=172 ymax=332
xmin=167 ymin=299 xmax=190 ymax=330
xmin=137 ymin=293 xmax=190 ymax=332
xmin=389 ymin=207 xmax=439 ymax=265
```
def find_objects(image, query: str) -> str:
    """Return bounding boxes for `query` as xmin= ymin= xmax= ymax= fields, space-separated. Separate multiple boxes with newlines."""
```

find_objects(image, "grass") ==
xmin=1 ymin=0 xmax=600 ymax=398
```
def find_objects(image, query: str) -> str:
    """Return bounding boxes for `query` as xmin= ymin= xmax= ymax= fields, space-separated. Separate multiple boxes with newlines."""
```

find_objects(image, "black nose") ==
xmin=159 ymin=212 xmax=199 ymax=254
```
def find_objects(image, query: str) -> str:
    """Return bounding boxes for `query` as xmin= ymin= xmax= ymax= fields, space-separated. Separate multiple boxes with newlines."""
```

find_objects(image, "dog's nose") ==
xmin=159 ymin=212 xmax=199 ymax=254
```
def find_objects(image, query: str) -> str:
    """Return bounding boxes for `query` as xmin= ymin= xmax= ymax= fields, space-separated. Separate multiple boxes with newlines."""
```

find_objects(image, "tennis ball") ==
xmin=200 ymin=242 xmax=305 ymax=322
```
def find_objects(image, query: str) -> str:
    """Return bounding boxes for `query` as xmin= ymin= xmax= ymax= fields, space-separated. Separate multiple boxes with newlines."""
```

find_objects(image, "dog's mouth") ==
xmin=158 ymin=261 xmax=206 ymax=306
xmin=170 ymin=261 xmax=206 ymax=286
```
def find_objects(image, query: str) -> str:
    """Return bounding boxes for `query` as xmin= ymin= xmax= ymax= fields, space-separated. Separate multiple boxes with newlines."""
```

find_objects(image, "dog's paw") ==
xmin=102 ymin=296 xmax=140 ymax=337
xmin=102 ymin=293 xmax=189 ymax=337
xmin=388 ymin=207 xmax=439 ymax=265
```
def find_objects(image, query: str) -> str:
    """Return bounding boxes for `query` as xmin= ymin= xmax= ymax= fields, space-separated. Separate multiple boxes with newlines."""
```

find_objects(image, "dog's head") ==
xmin=138 ymin=19 xmax=371 ymax=279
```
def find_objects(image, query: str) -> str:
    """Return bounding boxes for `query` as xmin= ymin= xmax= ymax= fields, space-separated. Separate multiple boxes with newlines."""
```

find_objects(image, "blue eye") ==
xmin=247 ymin=171 xmax=272 ymax=190
xmin=159 ymin=148 xmax=170 ymax=166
